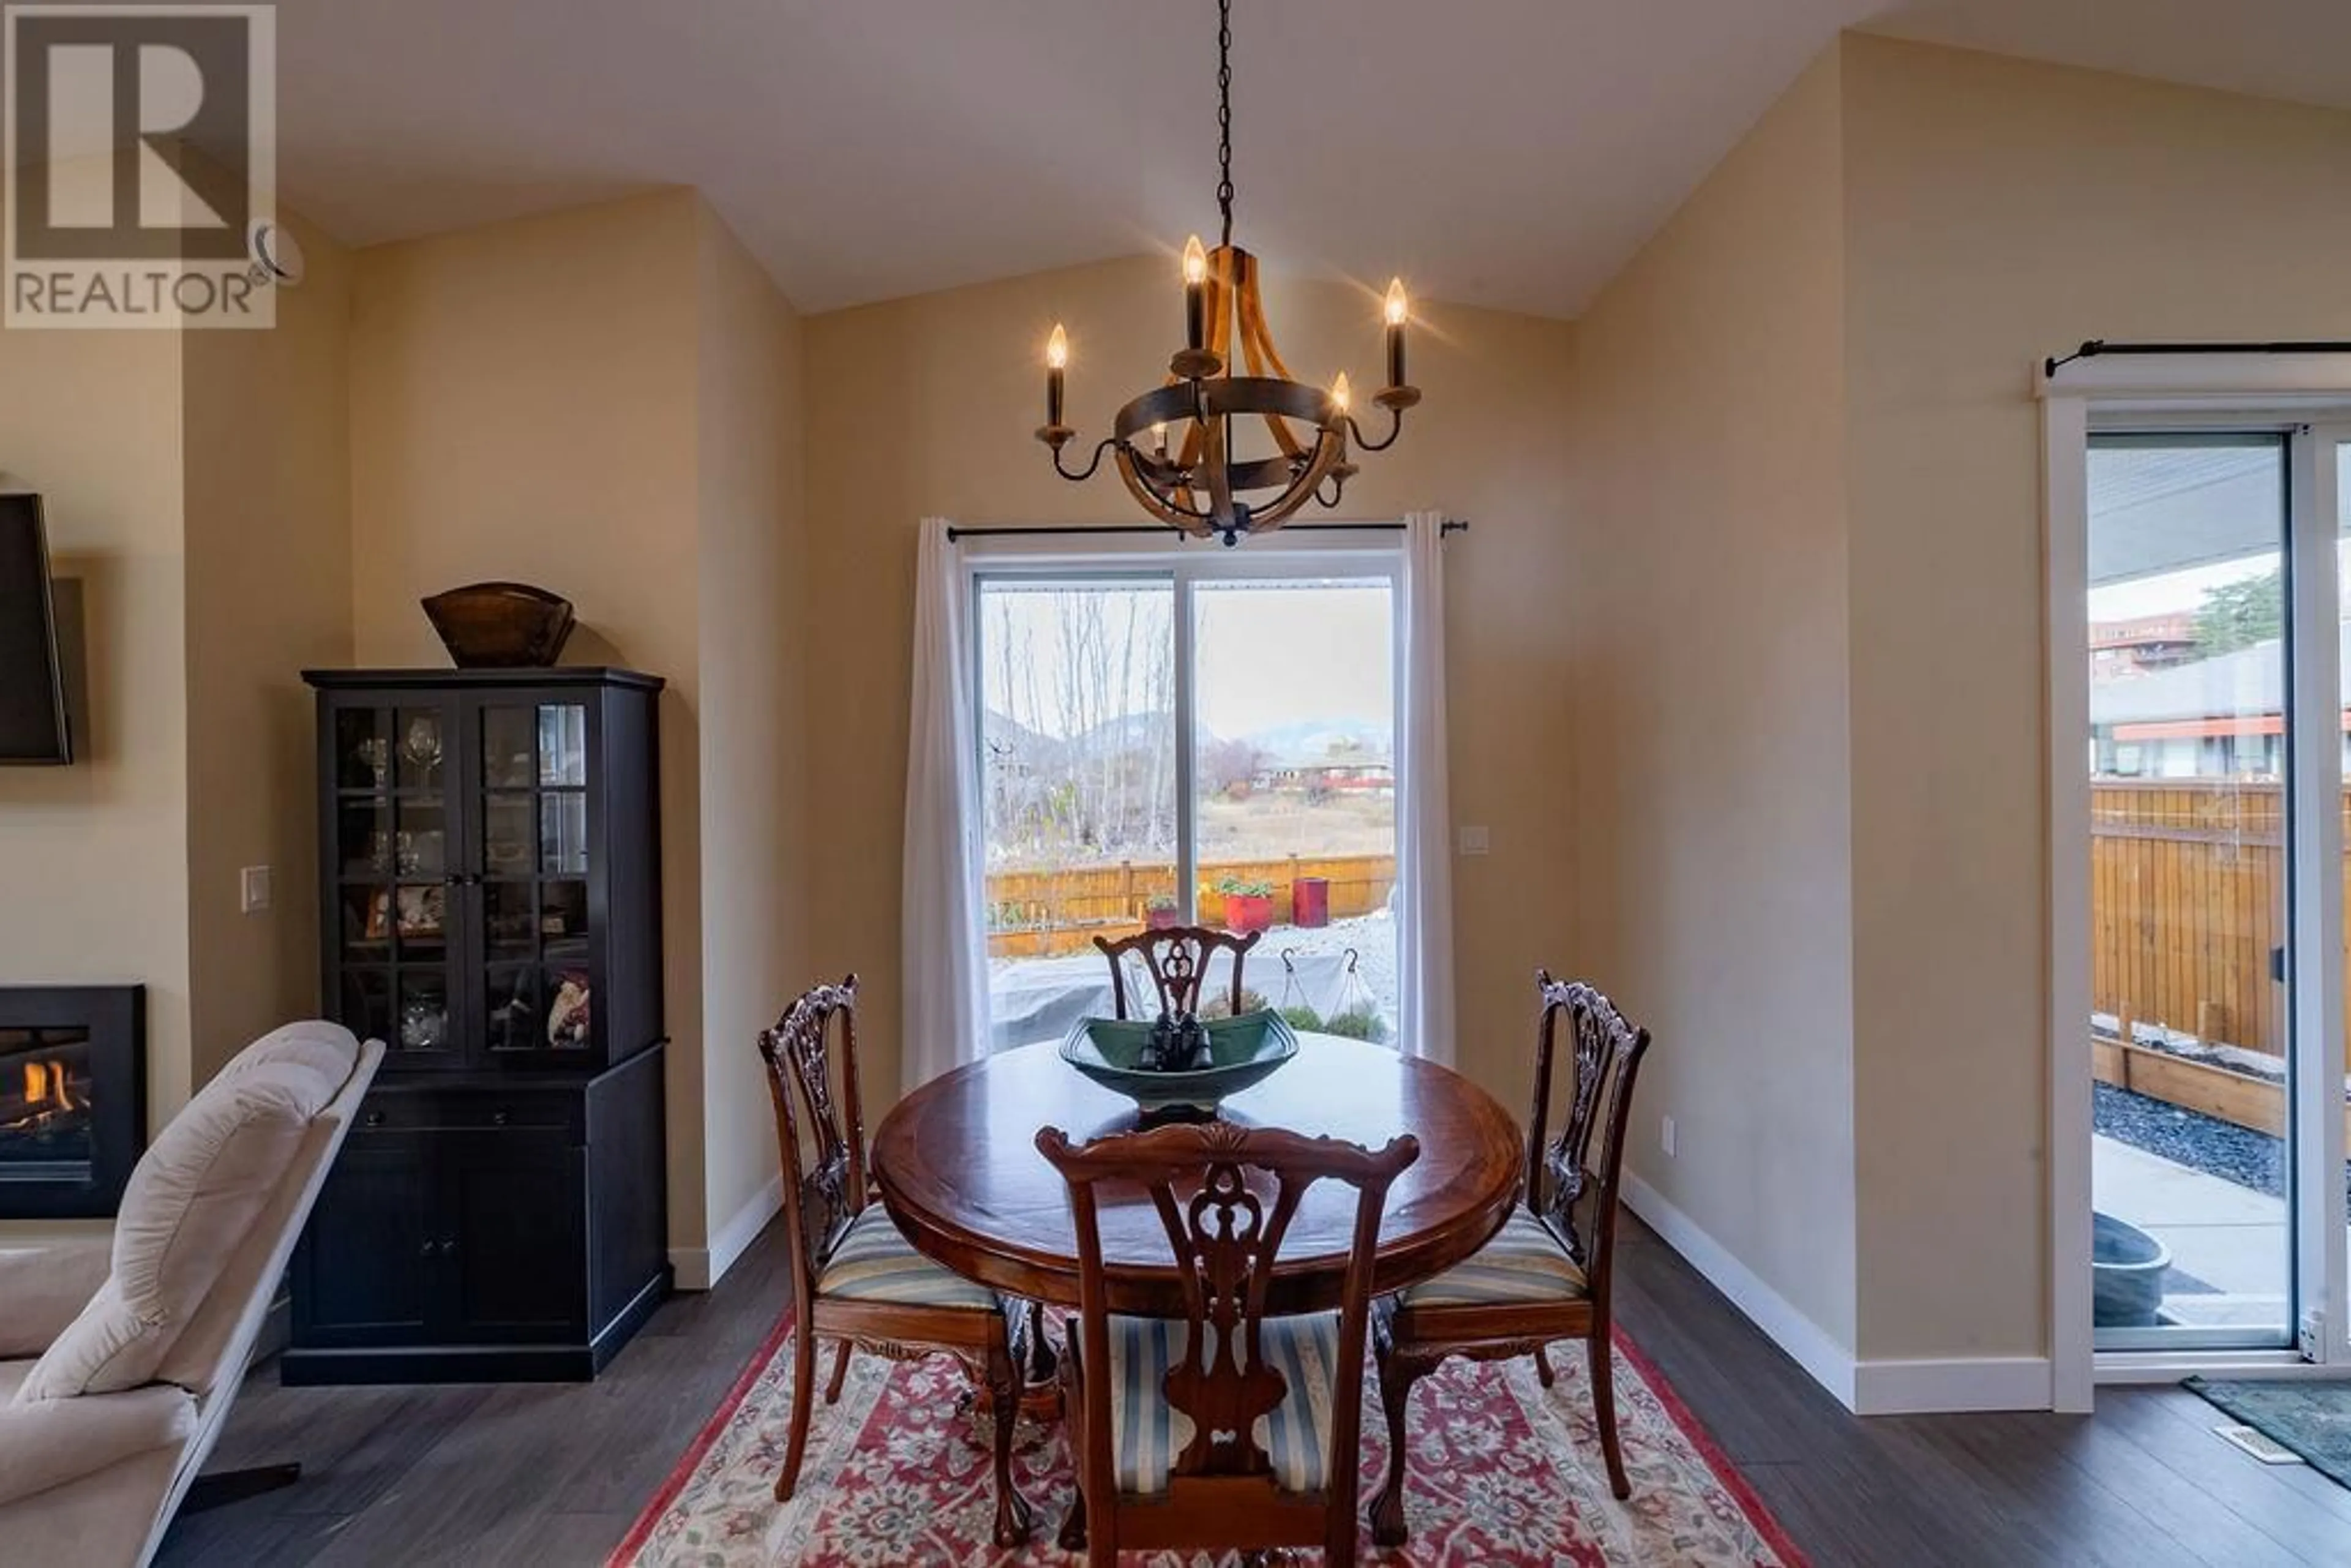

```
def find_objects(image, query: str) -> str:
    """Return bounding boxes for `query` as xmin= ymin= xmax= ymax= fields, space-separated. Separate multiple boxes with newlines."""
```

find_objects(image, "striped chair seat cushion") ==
xmin=1398 ymin=1207 xmax=1588 ymax=1308
xmin=1104 ymin=1311 xmax=1340 ymax=1497
xmin=814 ymin=1207 xmax=996 ymax=1311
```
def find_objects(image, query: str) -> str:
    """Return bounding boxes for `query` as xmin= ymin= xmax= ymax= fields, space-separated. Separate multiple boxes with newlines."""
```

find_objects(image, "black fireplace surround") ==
xmin=0 ymin=985 xmax=143 ymax=1218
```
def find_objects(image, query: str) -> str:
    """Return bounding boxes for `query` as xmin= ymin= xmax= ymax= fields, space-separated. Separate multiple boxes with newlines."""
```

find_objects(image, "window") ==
xmin=975 ymin=559 xmax=1401 ymax=1052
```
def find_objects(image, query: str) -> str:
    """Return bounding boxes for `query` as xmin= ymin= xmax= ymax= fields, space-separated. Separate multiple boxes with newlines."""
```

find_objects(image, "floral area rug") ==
xmin=612 ymin=1316 xmax=1804 ymax=1567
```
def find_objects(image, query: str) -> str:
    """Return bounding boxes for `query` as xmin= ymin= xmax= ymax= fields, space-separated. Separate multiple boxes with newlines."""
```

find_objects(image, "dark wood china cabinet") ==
xmin=288 ymin=668 xmax=667 ymax=1383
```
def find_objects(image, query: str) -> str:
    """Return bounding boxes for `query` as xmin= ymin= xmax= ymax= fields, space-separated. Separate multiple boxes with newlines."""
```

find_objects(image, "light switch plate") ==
xmin=1457 ymin=825 xmax=1490 ymax=857
xmin=240 ymin=865 xmax=272 ymax=913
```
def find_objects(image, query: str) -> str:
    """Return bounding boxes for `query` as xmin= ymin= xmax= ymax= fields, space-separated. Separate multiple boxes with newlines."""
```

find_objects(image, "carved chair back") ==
xmin=1037 ymin=1120 xmax=1417 ymax=1503
xmin=1523 ymin=973 xmax=1651 ymax=1314
xmin=757 ymin=975 xmax=871 ymax=1319
xmin=1093 ymin=925 xmax=1264 ymax=1019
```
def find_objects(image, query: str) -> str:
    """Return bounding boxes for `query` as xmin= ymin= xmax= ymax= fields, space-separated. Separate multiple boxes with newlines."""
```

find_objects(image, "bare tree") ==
xmin=1201 ymin=737 xmax=1266 ymax=798
xmin=983 ymin=586 xmax=1178 ymax=868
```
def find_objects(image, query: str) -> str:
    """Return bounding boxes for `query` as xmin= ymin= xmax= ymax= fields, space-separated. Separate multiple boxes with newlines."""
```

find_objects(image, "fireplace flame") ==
xmin=6 ymin=1058 xmax=81 ymax=1128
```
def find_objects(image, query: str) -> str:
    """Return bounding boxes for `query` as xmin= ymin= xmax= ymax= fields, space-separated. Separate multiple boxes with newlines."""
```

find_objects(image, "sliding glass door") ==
xmin=2082 ymin=422 xmax=2351 ymax=1365
xmin=2086 ymin=434 xmax=2295 ymax=1351
xmin=975 ymin=560 xmax=1400 ymax=1052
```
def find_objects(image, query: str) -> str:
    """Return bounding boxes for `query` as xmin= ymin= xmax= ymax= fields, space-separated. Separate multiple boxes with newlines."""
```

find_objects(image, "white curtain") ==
xmin=1398 ymin=511 xmax=1457 ymax=1064
xmin=901 ymin=517 xmax=988 ymax=1094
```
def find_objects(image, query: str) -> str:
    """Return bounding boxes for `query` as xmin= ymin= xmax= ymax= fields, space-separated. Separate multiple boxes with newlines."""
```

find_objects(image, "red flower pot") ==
xmin=1146 ymin=906 xmax=1182 ymax=931
xmin=1223 ymin=891 xmax=1273 ymax=936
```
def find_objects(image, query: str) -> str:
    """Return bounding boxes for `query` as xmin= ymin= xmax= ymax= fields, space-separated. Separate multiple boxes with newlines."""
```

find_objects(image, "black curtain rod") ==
xmin=945 ymin=520 xmax=1468 ymax=542
xmin=2044 ymin=339 xmax=2351 ymax=378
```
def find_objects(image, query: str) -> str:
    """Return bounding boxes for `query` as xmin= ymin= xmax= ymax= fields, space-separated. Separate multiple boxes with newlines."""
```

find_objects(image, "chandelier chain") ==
xmin=1215 ymin=0 xmax=1234 ymax=249
xmin=1031 ymin=0 xmax=1416 ymax=542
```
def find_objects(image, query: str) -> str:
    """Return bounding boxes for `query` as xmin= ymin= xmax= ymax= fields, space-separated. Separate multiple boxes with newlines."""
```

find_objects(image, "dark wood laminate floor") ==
xmin=160 ymin=1215 xmax=2351 ymax=1566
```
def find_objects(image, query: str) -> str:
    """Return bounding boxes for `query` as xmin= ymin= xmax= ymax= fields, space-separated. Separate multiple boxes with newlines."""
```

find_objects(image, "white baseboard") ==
xmin=1619 ymin=1170 xmax=1859 ymax=1409
xmin=1852 ymin=1356 xmax=2052 ymax=1414
xmin=670 ymin=1172 xmax=784 ymax=1293
xmin=1621 ymin=1171 xmax=2053 ymax=1415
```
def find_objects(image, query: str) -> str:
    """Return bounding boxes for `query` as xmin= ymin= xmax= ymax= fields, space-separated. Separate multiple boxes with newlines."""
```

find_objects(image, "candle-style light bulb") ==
xmin=1044 ymin=323 xmax=1068 ymax=430
xmin=1382 ymin=279 xmax=1409 ymax=391
xmin=1182 ymin=236 xmax=1209 ymax=353
xmin=1330 ymin=372 xmax=1352 ymax=413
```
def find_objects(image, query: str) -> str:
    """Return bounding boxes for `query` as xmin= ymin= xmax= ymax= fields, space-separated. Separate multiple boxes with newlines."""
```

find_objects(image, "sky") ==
xmin=2088 ymin=555 xmax=2276 ymax=621
xmin=979 ymin=578 xmax=1394 ymax=741
xmin=2086 ymin=541 xmax=2351 ymax=623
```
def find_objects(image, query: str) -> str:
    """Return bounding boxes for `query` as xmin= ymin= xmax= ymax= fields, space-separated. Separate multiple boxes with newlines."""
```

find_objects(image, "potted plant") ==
xmin=1322 ymin=1003 xmax=1390 ymax=1043
xmin=1202 ymin=988 xmax=1273 ymax=1021
xmin=1216 ymin=875 xmax=1275 ymax=935
xmin=1144 ymin=892 xmax=1182 ymax=931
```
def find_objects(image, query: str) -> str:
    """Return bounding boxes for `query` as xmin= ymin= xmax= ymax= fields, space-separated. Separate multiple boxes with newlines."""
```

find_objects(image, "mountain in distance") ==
xmin=996 ymin=710 xmax=1393 ymax=764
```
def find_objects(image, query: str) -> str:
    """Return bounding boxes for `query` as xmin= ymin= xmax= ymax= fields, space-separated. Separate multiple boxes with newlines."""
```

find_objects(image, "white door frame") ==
xmin=2041 ymin=355 xmax=2351 ymax=1406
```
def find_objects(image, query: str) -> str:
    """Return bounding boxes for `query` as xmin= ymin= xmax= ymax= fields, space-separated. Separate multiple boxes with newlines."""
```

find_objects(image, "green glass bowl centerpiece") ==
xmin=1060 ymin=1008 xmax=1299 ymax=1119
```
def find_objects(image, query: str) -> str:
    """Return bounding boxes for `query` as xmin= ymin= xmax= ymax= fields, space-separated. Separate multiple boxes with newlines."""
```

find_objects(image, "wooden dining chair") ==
xmin=1092 ymin=924 xmax=1263 ymax=1018
xmin=1370 ymin=973 xmax=1653 ymax=1545
xmin=1036 ymin=1119 xmax=1419 ymax=1567
xmin=757 ymin=974 xmax=1032 ymax=1546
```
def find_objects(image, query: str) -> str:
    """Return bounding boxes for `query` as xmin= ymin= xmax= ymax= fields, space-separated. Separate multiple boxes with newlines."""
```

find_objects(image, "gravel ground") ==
xmin=2094 ymin=1081 xmax=2351 ymax=1207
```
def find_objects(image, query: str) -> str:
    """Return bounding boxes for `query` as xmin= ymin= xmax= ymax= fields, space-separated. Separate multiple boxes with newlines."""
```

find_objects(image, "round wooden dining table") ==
xmin=869 ymin=1033 xmax=1523 ymax=1319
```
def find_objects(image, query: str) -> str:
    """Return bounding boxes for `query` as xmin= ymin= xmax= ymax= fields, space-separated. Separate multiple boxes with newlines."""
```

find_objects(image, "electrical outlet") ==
xmin=1457 ymin=825 xmax=1490 ymax=857
xmin=1660 ymin=1115 xmax=1676 ymax=1157
xmin=239 ymin=865 xmax=272 ymax=914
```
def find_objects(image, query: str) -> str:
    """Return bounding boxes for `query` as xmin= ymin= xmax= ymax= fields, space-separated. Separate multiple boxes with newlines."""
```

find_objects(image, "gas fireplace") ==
xmin=0 ymin=986 xmax=142 ymax=1218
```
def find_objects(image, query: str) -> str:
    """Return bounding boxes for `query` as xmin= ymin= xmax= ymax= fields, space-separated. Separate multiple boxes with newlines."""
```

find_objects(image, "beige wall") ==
xmin=803 ymin=257 xmax=1578 ymax=1114
xmin=182 ymin=208 xmax=356 ymax=1086
xmin=0 ymin=190 xmax=349 ymax=1254
xmin=348 ymin=190 xmax=711 ymax=1250
xmin=691 ymin=203 xmax=806 ymax=1239
xmin=348 ymin=190 xmax=804 ymax=1273
xmin=1568 ymin=52 xmax=1860 ymax=1349
xmin=1839 ymin=36 xmax=2351 ymax=1361
xmin=0 ymin=321 xmax=192 ymax=1131
xmin=1575 ymin=32 xmax=2351 ymax=1379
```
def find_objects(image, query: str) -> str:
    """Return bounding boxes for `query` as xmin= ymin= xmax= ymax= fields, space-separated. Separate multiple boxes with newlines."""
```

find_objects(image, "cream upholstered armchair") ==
xmin=0 ymin=1021 xmax=381 ymax=1568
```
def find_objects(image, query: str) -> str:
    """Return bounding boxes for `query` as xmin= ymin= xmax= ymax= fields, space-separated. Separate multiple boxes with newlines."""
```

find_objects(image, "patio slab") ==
xmin=987 ymin=912 xmax=1397 ymax=1052
xmin=2096 ymin=1133 xmax=2289 ymax=1327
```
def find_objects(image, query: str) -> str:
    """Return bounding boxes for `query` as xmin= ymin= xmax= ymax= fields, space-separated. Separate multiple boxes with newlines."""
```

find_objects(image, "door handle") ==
xmin=2272 ymin=945 xmax=2287 ymax=983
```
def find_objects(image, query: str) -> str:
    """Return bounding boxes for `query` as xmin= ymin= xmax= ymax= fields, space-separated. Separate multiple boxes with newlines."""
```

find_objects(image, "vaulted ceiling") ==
xmin=268 ymin=0 xmax=2351 ymax=318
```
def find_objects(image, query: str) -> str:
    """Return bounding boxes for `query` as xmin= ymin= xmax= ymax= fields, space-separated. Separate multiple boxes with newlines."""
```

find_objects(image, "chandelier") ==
xmin=1033 ymin=0 xmax=1420 ymax=547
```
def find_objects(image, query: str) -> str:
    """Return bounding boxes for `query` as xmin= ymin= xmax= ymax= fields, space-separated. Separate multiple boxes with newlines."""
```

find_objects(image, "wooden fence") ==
xmin=984 ymin=853 xmax=1395 ymax=958
xmin=2090 ymin=781 xmax=2301 ymax=1061
xmin=2089 ymin=779 xmax=2351 ymax=1136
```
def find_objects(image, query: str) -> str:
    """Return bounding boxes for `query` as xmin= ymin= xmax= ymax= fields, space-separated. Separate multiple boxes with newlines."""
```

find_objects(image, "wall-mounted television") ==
xmin=0 ymin=493 xmax=71 ymax=764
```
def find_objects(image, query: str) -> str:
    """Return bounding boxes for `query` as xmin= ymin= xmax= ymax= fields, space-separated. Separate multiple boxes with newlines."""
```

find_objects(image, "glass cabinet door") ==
xmin=473 ymin=699 xmax=596 ymax=1058
xmin=332 ymin=700 xmax=461 ymax=1063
